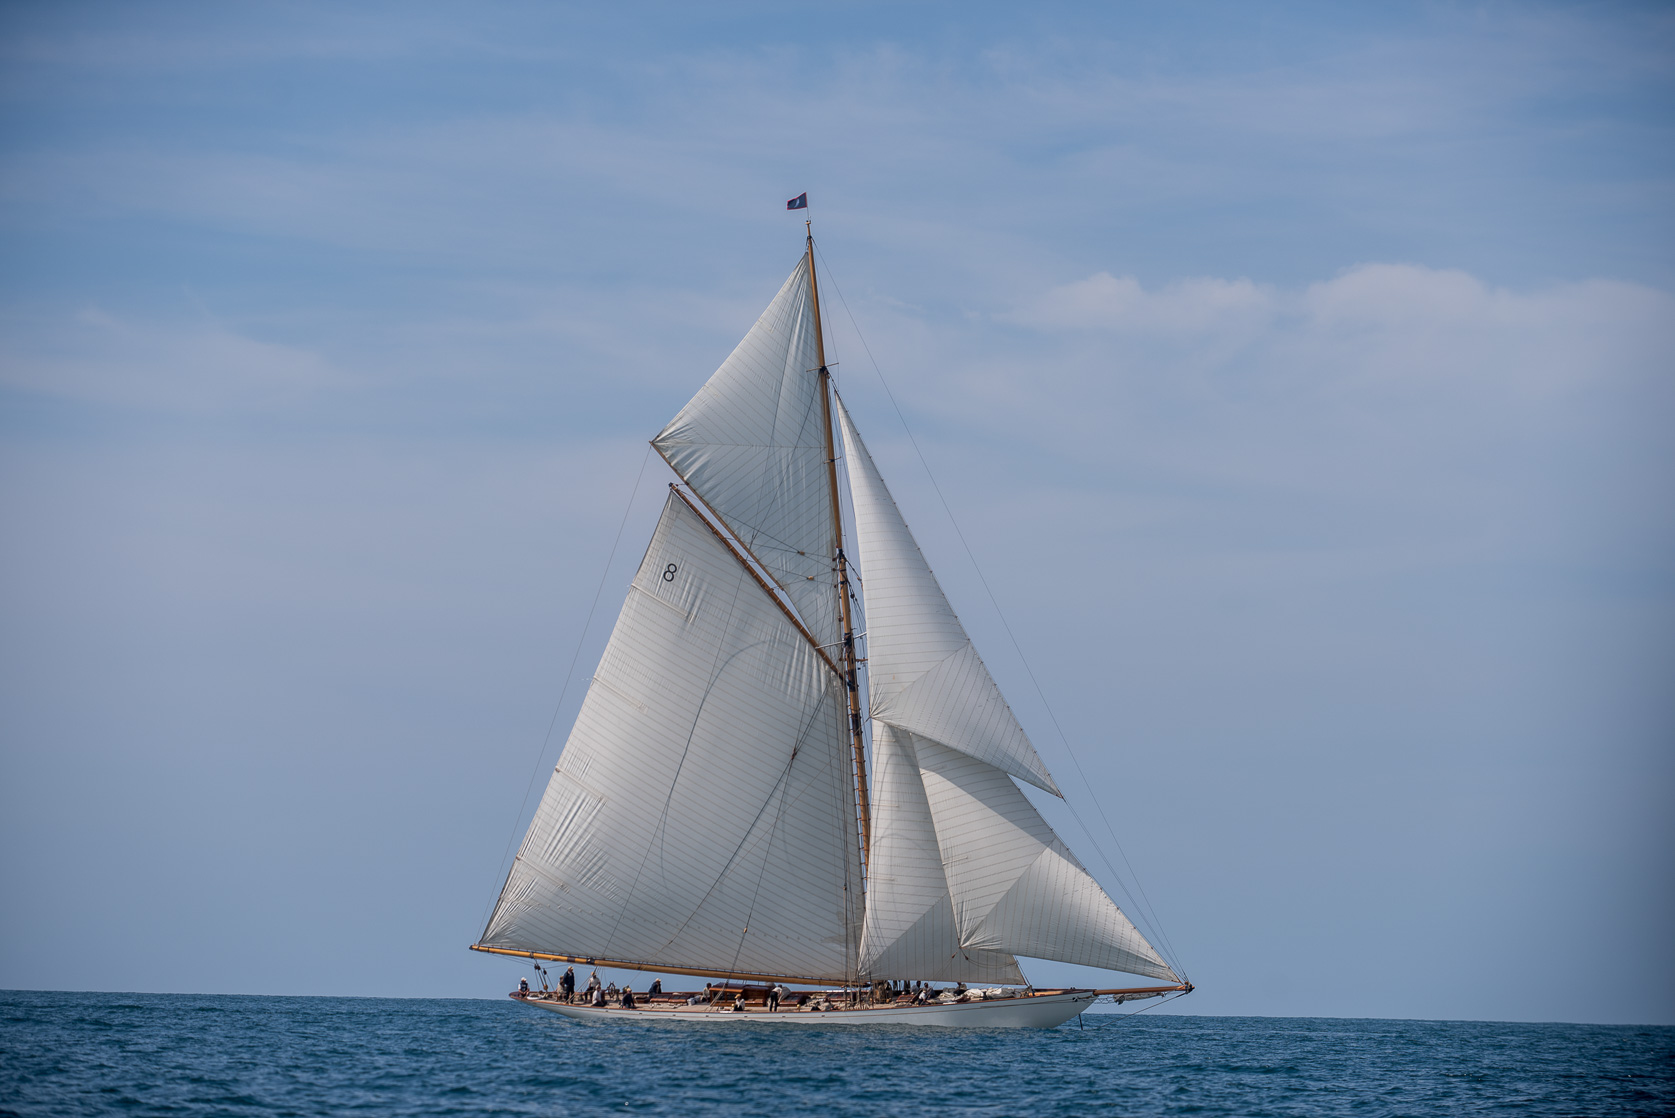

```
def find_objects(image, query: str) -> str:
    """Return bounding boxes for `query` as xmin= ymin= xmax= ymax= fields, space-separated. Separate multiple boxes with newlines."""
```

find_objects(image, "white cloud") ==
xmin=1007 ymin=272 xmax=1275 ymax=333
xmin=1005 ymin=263 xmax=1673 ymax=396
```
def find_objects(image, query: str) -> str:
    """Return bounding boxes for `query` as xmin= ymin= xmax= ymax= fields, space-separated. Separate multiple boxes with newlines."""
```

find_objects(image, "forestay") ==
xmin=835 ymin=398 xmax=1060 ymax=795
xmin=480 ymin=493 xmax=862 ymax=982
xmin=652 ymin=259 xmax=841 ymax=652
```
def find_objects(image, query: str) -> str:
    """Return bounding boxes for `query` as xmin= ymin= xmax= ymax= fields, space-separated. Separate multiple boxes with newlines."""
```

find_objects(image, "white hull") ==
xmin=515 ymin=990 xmax=1098 ymax=1029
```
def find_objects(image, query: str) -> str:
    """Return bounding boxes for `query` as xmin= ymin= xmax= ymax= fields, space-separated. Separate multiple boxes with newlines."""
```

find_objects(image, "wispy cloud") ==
xmin=1008 ymin=272 xmax=1274 ymax=333
xmin=1003 ymin=263 xmax=1672 ymax=396
xmin=0 ymin=307 xmax=339 ymax=412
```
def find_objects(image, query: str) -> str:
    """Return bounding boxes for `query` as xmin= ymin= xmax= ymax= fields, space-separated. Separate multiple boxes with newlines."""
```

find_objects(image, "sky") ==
xmin=0 ymin=1 xmax=1671 ymax=1024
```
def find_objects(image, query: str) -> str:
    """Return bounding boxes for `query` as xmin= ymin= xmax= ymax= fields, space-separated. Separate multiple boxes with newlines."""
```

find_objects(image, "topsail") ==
xmin=651 ymin=261 xmax=841 ymax=651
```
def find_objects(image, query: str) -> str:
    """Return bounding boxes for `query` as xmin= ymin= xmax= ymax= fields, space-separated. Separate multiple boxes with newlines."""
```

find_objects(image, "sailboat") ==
xmin=472 ymin=226 xmax=1191 ymax=1027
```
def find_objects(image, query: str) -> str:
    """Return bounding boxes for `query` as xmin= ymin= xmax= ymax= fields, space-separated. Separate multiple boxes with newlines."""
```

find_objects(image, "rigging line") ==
xmin=1055 ymin=795 xmax=1183 ymax=975
xmin=478 ymin=442 xmax=655 ymax=937
xmin=836 ymin=469 xmax=874 ymax=920
xmin=1100 ymin=989 xmax=1192 ymax=1025
xmin=812 ymin=244 xmax=1186 ymax=976
xmin=831 ymin=362 xmax=874 ymax=962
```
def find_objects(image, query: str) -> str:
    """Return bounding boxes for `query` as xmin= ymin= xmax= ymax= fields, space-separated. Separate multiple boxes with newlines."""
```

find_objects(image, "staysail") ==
xmin=911 ymin=732 xmax=1177 ymax=982
xmin=857 ymin=723 xmax=1177 ymax=984
xmin=479 ymin=492 xmax=862 ymax=982
xmin=857 ymin=722 xmax=1026 ymax=983
xmin=652 ymin=258 xmax=841 ymax=651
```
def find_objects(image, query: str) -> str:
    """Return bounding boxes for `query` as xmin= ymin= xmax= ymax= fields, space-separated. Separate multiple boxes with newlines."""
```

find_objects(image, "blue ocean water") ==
xmin=1 ymin=990 xmax=1670 ymax=1117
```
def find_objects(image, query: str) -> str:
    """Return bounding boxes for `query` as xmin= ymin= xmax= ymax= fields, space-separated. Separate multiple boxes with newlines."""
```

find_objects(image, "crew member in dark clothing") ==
xmin=560 ymin=967 xmax=575 ymax=1002
xmin=518 ymin=976 xmax=530 ymax=995
xmin=647 ymin=979 xmax=662 ymax=997
xmin=621 ymin=986 xmax=636 ymax=1009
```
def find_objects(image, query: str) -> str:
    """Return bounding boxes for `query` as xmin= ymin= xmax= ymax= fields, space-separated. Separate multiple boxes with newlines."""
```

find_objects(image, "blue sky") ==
xmin=1 ymin=1 xmax=1671 ymax=1023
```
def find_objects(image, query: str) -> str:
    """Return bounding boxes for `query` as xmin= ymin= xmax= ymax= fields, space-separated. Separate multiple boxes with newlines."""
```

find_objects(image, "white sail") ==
xmin=652 ymin=258 xmax=840 ymax=651
xmin=835 ymin=397 xmax=1060 ymax=794
xmin=858 ymin=722 xmax=1025 ymax=984
xmin=911 ymin=732 xmax=1179 ymax=982
xmin=480 ymin=493 xmax=862 ymax=982
xmin=476 ymin=243 xmax=1191 ymax=1013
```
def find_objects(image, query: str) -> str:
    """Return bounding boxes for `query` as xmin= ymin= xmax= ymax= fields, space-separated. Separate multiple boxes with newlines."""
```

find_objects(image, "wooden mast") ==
xmin=806 ymin=223 xmax=872 ymax=877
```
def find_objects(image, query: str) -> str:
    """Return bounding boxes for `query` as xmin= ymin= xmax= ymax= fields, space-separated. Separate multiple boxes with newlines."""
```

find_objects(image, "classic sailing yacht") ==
xmin=472 ymin=227 xmax=1191 ymax=1027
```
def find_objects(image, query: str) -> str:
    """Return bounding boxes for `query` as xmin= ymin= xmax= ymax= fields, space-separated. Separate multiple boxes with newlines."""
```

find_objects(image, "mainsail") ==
xmin=480 ymin=242 xmax=1180 ymax=992
xmin=480 ymin=492 xmax=862 ymax=982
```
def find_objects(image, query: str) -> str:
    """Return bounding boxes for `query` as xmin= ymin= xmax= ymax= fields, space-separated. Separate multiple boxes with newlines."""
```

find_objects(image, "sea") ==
xmin=1 ymin=991 xmax=1670 ymax=1117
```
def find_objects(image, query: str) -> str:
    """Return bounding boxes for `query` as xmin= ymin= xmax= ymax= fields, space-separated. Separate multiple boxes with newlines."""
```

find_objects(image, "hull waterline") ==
xmin=513 ymin=990 xmax=1098 ymax=1028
